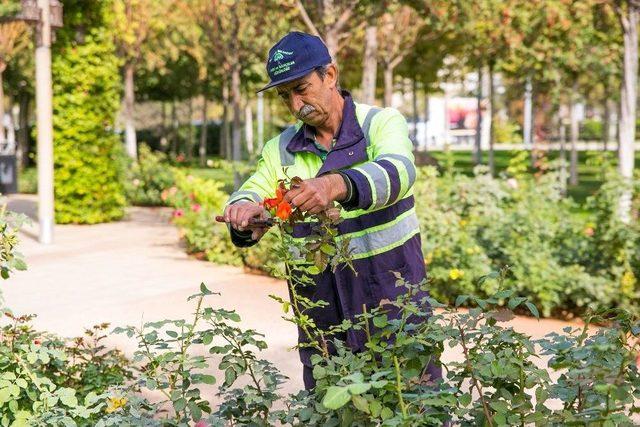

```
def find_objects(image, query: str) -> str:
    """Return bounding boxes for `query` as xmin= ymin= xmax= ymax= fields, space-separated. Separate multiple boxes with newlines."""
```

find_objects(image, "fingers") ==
xmin=251 ymin=226 xmax=269 ymax=241
xmin=225 ymin=202 xmax=262 ymax=231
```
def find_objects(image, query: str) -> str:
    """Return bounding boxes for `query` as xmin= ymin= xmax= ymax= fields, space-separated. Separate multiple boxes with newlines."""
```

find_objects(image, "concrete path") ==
xmin=3 ymin=194 xmax=584 ymax=400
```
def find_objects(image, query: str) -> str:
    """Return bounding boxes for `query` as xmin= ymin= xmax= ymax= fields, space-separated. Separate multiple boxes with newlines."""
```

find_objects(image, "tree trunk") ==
xmin=17 ymin=90 xmax=29 ymax=169
xmin=170 ymin=100 xmax=178 ymax=156
xmin=488 ymin=63 xmax=495 ymax=176
xmin=245 ymin=102 xmax=254 ymax=158
xmin=559 ymin=116 xmax=568 ymax=196
xmin=361 ymin=24 xmax=377 ymax=105
xmin=474 ymin=67 xmax=483 ymax=165
xmin=524 ymin=76 xmax=535 ymax=168
xmin=411 ymin=78 xmax=418 ymax=146
xmin=160 ymin=101 xmax=168 ymax=151
xmin=187 ymin=97 xmax=194 ymax=161
xmin=602 ymin=80 xmax=611 ymax=152
xmin=569 ymin=81 xmax=579 ymax=186
xmin=199 ymin=96 xmax=207 ymax=167
xmin=618 ymin=5 xmax=638 ymax=222
xmin=325 ymin=30 xmax=339 ymax=61
xmin=423 ymin=91 xmax=430 ymax=151
xmin=124 ymin=62 xmax=137 ymax=158
xmin=231 ymin=64 xmax=242 ymax=188
xmin=0 ymin=68 xmax=5 ymax=150
xmin=222 ymin=79 xmax=231 ymax=160
xmin=383 ymin=64 xmax=393 ymax=107
xmin=618 ymin=2 xmax=640 ymax=223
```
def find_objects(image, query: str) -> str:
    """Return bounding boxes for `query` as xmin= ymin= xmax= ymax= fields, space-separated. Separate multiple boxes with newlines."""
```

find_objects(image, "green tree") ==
xmin=112 ymin=0 xmax=171 ymax=159
xmin=52 ymin=0 xmax=126 ymax=223
xmin=610 ymin=0 xmax=639 ymax=222
xmin=0 ymin=19 xmax=28 ymax=150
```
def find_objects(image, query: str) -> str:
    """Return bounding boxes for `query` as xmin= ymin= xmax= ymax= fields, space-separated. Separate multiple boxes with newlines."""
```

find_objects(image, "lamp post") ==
xmin=9 ymin=0 xmax=63 ymax=243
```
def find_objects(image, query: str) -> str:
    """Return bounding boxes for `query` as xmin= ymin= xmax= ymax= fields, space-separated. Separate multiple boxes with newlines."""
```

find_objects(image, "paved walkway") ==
xmin=3 ymin=194 xmax=584 ymax=400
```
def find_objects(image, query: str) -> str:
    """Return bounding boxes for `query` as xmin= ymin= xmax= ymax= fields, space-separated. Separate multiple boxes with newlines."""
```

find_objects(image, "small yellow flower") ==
xmin=621 ymin=270 xmax=637 ymax=296
xmin=449 ymin=268 xmax=464 ymax=280
xmin=106 ymin=397 xmax=127 ymax=414
xmin=459 ymin=219 xmax=468 ymax=227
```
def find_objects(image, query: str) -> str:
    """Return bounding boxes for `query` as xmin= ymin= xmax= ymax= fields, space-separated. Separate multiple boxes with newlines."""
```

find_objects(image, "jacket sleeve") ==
xmin=225 ymin=143 xmax=278 ymax=247
xmin=340 ymin=108 xmax=416 ymax=211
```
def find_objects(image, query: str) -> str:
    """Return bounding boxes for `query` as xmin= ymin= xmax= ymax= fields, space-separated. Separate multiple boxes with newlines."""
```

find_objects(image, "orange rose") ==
xmin=276 ymin=201 xmax=292 ymax=220
xmin=264 ymin=184 xmax=287 ymax=210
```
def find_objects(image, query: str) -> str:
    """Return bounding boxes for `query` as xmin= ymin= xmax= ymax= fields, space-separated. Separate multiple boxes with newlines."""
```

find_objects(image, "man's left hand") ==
xmin=283 ymin=174 xmax=346 ymax=214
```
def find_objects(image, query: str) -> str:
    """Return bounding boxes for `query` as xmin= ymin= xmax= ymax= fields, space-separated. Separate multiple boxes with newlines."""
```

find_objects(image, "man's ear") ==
xmin=326 ymin=63 xmax=339 ymax=90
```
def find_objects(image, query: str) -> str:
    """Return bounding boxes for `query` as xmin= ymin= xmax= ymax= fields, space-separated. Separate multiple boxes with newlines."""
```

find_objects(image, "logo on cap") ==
xmin=270 ymin=49 xmax=294 ymax=63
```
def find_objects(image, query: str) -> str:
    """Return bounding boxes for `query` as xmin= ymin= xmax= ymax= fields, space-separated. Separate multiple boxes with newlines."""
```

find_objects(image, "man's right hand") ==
xmin=223 ymin=201 xmax=271 ymax=240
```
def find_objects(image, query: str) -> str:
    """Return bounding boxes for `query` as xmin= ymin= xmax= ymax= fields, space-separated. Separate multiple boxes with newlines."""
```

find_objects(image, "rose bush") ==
xmin=3 ymin=195 xmax=640 ymax=425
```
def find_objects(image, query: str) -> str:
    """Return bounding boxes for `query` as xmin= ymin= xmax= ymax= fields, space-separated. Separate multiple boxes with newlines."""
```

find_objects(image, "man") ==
xmin=223 ymin=31 xmax=440 ymax=390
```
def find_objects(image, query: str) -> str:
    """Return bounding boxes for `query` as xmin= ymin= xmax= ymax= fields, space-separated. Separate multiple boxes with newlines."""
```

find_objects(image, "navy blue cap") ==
xmin=258 ymin=31 xmax=332 ymax=93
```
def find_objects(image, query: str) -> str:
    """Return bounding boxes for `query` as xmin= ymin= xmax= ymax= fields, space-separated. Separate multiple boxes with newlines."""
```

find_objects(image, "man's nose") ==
xmin=290 ymin=94 xmax=304 ymax=114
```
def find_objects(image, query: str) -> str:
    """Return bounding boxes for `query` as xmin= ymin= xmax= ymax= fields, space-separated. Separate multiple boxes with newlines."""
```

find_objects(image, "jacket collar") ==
xmin=286 ymin=90 xmax=368 ymax=175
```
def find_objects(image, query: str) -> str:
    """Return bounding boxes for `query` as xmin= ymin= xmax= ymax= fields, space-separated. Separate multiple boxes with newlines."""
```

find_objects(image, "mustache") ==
xmin=296 ymin=104 xmax=316 ymax=120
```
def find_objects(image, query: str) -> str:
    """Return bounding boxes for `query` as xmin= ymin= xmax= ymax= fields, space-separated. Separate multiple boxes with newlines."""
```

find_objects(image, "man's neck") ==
xmin=314 ymin=91 xmax=345 ymax=149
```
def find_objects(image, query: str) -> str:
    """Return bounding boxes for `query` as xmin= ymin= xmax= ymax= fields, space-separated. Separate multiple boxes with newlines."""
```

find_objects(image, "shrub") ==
xmin=493 ymin=117 xmax=523 ymax=144
xmin=0 ymin=201 xmax=131 ymax=425
xmin=52 ymin=9 xmax=126 ymax=224
xmin=581 ymin=119 xmax=603 ymax=141
xmin=412 ymin=163 xmax=640 ymax=318
xmin=166 ymin=169 xmax=281 ymax=274
xmin=125 ymin=145 xmax=175 ymax=206
xmin=17 ymin=168 xmax=37 ymax=194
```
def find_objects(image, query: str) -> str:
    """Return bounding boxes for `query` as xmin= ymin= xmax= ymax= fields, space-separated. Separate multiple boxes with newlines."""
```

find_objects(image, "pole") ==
xmin=36 ymin=0 xmax=54 ymax=244
xmin=523 ymin=76 xmax=532 ymax=149
xmin=257 ymin=91 xmax=264 ymax=153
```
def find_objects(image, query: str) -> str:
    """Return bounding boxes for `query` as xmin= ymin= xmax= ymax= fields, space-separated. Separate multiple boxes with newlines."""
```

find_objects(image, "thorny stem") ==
xmin=458 ymin=322 xmax=494 ymax=427
xmin=219 ymin=329 xmax=269 ymax=420
xmin=394 ymin=355 xmax=408 ymax=419
xmin=280 ymin=224 xmax=330 ymax=358
xmin=362 ymin=303 xmax=379 ymax=369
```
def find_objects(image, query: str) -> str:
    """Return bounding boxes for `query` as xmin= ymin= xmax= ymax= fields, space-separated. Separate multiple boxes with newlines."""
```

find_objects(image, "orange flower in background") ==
xmin=276 ymin=201 xmax=292 ymax=220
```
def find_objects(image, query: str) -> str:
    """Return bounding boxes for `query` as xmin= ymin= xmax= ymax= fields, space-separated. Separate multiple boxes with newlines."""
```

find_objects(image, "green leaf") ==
xmin=373 ymin=315 xmax=388 ymax=328
xmin=320 ymin=243 xmax=336 ymax=256
xmin=199 ymin=374 xmax=216 ymax=385
xmin=322 ymin=386 xmax=351 ymax=409
xmin=494 ymin=289 xmax=515 ymax=299
xmin=351 ymin=395 xmax=369 ymax=413
xmin=508 ymin=297 xmax=527 ymax=310
xmin=525 ymin=302 xmax=539 ymax=318
xmin=455 ymin=295 xmax=470 ymax=307
xmin=489 ymin=400 xmax=509 ymax=414
xmin=200 ymin=283 xmax=212 ymax=295
xmin=312 ymin=365 xmax=326 ymax=380
xmin=380 ymin=406 xmax=393 ymax=420
xmin=347 ymin=383 xmax=371 ymax=395
xmin=369 ymin=400 xmax=382 ymax=418
xmin=173 ymin=398 xmax=187 ymax=412
xmin=459 ymin=393 xmax=472 ymax=407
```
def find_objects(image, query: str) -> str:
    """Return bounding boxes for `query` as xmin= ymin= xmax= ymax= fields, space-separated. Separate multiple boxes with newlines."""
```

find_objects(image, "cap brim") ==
xmin=256 ymin=66 xmax=318 ymax=93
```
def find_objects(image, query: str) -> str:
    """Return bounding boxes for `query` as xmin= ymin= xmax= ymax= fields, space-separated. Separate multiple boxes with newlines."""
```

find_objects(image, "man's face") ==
xmin=275 ymin=65 xmax=337 ymax=127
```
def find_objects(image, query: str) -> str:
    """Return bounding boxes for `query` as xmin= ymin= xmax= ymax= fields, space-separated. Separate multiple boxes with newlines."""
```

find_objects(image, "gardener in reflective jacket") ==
xmin=223 ymin=31 xmax=441 ymax=390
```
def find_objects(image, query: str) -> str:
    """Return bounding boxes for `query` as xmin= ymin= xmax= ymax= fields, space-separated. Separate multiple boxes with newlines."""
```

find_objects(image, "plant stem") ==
xmin=458 ymin=323 xmax=494 ymax=427
xmin=394 ymin=355 xmax=408 ymax=419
